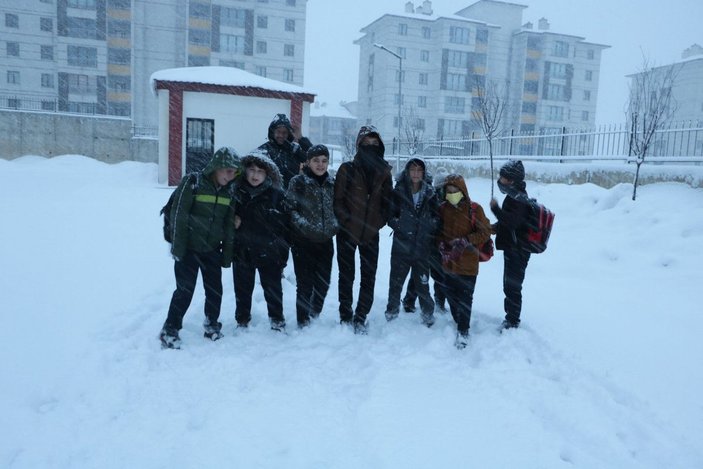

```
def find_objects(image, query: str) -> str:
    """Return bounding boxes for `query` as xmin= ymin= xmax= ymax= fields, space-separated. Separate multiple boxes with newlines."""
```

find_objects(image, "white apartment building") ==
xmin=0 ymin=0 xmax=306 ymax=129
xmin=355 ymin=0 xmax=608 ymax=149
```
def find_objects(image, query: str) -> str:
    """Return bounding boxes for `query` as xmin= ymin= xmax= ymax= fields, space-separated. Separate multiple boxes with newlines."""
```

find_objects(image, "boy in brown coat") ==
xmin=437 ymin=174 xmax=492 ymax=349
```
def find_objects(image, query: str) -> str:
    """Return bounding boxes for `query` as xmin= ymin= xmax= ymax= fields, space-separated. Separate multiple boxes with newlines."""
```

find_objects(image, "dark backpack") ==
xmin=524 ymin=200 xmax=555 ymax=254
xmin=160 ymin=173 xmax=199 ymax=243
xmin=470 ymin=202 xmax=495 ymax=262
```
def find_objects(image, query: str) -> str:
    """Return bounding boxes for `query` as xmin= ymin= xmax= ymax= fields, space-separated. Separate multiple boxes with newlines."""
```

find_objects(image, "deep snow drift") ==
xmin=1 ymin=155 xmax=701 ymax=468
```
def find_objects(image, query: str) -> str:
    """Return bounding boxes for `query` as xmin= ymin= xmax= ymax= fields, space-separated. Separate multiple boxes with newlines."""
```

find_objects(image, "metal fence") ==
xmin=393 ymin=121 xmax=703 ymax=162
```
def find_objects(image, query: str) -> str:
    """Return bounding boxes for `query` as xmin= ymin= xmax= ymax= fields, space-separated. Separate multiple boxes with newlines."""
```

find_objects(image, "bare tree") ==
xmin=627 ymin=56 xmax=681 ymax=200
xmin=402 ymin=105 xmax=425 ymax=157
xmin=471 ymin=77 xmax=508 ymax=198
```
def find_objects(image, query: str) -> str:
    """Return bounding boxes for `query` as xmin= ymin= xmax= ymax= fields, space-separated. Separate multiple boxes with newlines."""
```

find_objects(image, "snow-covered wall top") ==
xmin=150 ymin=66 xmax=315 ymax=96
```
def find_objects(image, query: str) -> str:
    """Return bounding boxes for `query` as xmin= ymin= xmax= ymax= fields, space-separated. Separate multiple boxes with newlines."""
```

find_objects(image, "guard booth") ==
xmin=152 ymin=66 xmax=315 ymax=185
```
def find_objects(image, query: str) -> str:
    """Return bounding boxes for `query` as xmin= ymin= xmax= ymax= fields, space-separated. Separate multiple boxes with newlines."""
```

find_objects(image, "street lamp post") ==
xmin=373 ymin=43 xmax=402 ymax=172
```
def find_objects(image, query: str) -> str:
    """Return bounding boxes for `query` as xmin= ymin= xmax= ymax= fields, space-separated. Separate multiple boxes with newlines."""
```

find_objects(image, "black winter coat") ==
xmin=286 ymin=167 xmax=339 ymax=243
xmin=388 ymin=173 xmax=439 ymax=259
xmin=234 ymin=182 xmax=290 ymax=267
xmin=491 ymin=191 xmax=532 ymax=251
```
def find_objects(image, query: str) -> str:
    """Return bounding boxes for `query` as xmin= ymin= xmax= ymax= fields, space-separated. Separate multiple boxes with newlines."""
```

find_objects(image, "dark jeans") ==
xmin=503 ymin=248 xmax=531 ymax=325
xmin=234 ymin=260 xmax=285 ymax=326
xmin=403 ymin=251 xmax=446 ymax=306
xmin=163 ymin=250 xmax=222 ymax=334
xmin=444 ymin=272 xmax=477 ymax=334
xmin=336 ymin=230 xmax=379 ymax=324
xmin=387 ymin=254 xmax=434 ymax=315
xmin=292 ymin=239 xmax=334 ymax=325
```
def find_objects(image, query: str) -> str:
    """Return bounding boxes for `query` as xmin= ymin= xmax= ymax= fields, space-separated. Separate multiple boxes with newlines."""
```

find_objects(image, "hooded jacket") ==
xmin=388 ymin=159 xmax=439 ymax=259
xmin=437 ymin=174 xmax=492 ymax=276
xmin=286 ymin=166 xmax=339 ymax=243
xmin=491 ymin=182 xmax=532 ymax=251
xmin=257 ymin=114 xmax=306 ymax=188
xmin=170 ymin=147 xmax=241 ymax=264
xmin=233 ymin=151 xmax=290 ymax=266
xmin=333 ymin=126 xmax=393 ymax=245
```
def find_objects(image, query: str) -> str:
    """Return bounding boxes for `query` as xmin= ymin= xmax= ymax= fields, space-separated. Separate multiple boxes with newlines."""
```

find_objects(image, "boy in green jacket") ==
xmin=159 ymin=147 xmax=241 ymax=349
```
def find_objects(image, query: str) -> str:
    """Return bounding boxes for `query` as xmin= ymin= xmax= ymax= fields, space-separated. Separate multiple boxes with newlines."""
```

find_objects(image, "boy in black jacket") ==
xmin=233 ymin=151 xmax=290 ymax=331
xmin=490 ymin=160 xmax=532 ymax=330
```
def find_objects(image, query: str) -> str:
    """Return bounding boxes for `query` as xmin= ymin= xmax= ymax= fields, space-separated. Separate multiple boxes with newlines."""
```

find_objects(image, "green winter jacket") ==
xmin=169 ymin=148 xmax=241 ymax=266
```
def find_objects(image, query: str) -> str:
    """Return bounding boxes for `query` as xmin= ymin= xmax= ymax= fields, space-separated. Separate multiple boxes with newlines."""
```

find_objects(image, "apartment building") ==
xmin=355 ymin=0 xmax=608 ymax=148
xmin=0 ymin=0 xmax=306 ymax=129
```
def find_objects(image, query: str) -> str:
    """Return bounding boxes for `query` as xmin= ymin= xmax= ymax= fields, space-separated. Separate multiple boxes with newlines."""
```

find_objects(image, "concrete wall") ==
xmin=0 ymin=110 xmax=157 ymax=163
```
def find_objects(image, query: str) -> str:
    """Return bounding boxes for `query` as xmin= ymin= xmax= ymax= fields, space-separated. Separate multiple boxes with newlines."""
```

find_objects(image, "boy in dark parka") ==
xmin=384 ymin=158 xmax=439 ymax=326
xmin=258 ymin=113 xmax=306 ymax=189
xmin=286 ymin=144 xmax=339 ymax=328
xmin=333 ymin=125 xmax=393 ymax=334
xmin=490 ymin=160 xmax=533 ymax=330
xmin=160 ymin=147 xmax=241 ymax=349
xmin=233 ymin=151 xmax=290 ymax=331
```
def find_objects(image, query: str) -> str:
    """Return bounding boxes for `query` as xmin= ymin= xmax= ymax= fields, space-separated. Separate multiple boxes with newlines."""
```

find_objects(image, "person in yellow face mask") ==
xmin=437 ymin=174 xmax=492 ymax=349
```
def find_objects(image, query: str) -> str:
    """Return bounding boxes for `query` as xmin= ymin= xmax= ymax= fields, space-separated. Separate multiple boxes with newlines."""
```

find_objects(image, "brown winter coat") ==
xmin=437 ymin=174 xmax=492 ymax=276
xmin=333 ymin=160 xmax=392 ymax=245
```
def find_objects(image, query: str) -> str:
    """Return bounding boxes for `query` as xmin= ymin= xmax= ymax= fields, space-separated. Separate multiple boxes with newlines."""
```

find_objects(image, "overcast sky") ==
xmin=303 ymin=0 xmax=702 ymax=125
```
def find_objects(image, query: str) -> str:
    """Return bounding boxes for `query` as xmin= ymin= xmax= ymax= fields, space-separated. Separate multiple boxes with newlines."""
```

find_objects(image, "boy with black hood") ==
xmin=333 ymin=125 xmax=393 ymax=334
xmin=233 ymin=151 xmax=290 ymax=331
xmin=286 ymin=144 xmax=339 ymax=328
xmin=384 ymin=158 xmax=439 ymax=327
xmin=159 ymin=147 xmax=241 ymax=349
xmin=258 ymin=113 xmax=306 ymax=188
xmin=490 ymin=160 xmax=532 ymax=330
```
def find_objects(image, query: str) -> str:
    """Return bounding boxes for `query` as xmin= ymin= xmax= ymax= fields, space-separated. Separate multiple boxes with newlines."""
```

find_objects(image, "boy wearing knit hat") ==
xmin=490 ymin=159 xmax=532 ymax=330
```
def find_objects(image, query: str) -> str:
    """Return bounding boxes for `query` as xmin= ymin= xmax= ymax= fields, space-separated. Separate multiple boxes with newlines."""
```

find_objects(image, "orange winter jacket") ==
xmin=437 ymin=175 xmax=492 ymax=276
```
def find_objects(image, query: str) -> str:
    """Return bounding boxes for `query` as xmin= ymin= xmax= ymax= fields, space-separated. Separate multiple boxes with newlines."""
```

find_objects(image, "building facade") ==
xmin=355 ymin=0 xmax=608 ymax=150
xmin=308 ymin=101 xmax=357 ymax=148
xmin=0 ymin=0 xmax=307 ymax=130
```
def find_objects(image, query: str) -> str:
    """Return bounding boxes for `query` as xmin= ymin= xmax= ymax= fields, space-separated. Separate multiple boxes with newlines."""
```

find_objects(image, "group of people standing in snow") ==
xmin=159 ymin=114 xmax=534 ymax=350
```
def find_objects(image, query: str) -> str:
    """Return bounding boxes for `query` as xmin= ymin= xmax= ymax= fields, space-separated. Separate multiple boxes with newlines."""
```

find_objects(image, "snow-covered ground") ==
xmin=1 ymin=155 xmax=701 ymax=468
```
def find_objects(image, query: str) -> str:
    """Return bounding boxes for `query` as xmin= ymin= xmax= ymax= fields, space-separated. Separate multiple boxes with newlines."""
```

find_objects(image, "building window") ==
xmin=189 ymin=2 xmax=210 ymax=19
xmin=419 ymin=73 xmax=428 ymax=85
xmin=108 ymin=20 xmax=130 ymax=38
xmin=394 ymin=94 xmax=404 ymax=105
xmin=7 ymin=42 xmax=20 ymax=57
xmin=449 ymin=26 xmax=470 ymax=45
xmin=108 ymin=75 xmax=130 ymax=92
xmin=108 ymin=103 xmax=130 ymax=116
xmin=286 ymin=0 xmax=296 ymax=5
xmin=67 ymin=45 xmax=98 ymax=67
xmin=284 ymin=44 xmax=295 ymax=56
xmin=441 ymin=119 xmax=465 ymax=137
xmin=68 ymin=0 xmax=96 ymax=8
xmin=398 ymin=23 xmax=407 ymax=36
xmin=67 ymin=74 xmax=95 ymax=94
xmin=420 ymin=50 xmax=429 ymax=62
xmin=7 ymin=71 xmax=20 ymax=84
xmin=524 ymin=80 xmax=539 ymax=93
xmin=418 ymin=96 xmax=427 ymax=108
xmin=525 ymin=58 xmax=538 ymax=71
xmin=189 ymin=29 xmax=210 ymax=45
xmin=255 ymin=66 xmax=267 ymax=77
xmin=587 ymin=49 xmax=594 ymax=60
xmin=256 ymin=41 xmax=267 ymax=54
xmin=448 ymin=50 xmax=469 ymax=68
xmin=583 ymin=90 xmax=591 ymax=101
xmin=221 ymin=7 xmax=246 ymax=27
xmin=220 ymin=59 xmax=245 ymax=69
xmin=446 ymin=73 xmax=467 ymax=91
xmin=5 ymin=13 xmax=19 ymax=28
xmin=396 ymin=47 xmax=406 ymax=59
xmin=40 ymin=17 xmax=53 ymax=32
xmin=41 ymin=73 xmax=55 ymax=88
xmin=393 ymin=116 xmax=403 ymax=128
xmin=66 ymin=17 xmax=97 ymax=39
xmin=445 ymin=96 xmax=465 ymax=114
xmin=285 ymin=19 xmax=295 ymax=31
xmin=422 ymin=26 xmax=431 ymax=39
xmin=546 ymin=105 xmax=563 ymax=121
xmin=582 ymin=111 xmax=589 ymax=121
xmin=257 ymin=16 xmax=268 ymax=28
xmin=546 ymin=83 xmax=566 ymax=101
xmin=395 ymin=70 xmax=405 ymax=83
xmin=109 ymin=0 xmax=130 ymax=10
xmin=549 ymin=62 xmax=567 ymax=79
xmin=108 ymin=48 xmax=130 ymax=65
xmin=476 ymin=29 xmax=488 ymax=43
xmin=522 ymin=102 xmax=536 ymax=114
xmin=553 ymin=41 xmax=569 ymax=58
xmin=585 ymin=70 xmax=593 ymax=81
xmin=284 ymin=69 xmax=294 ymax=82
xmin=67 ymin=102 xmax=96 ymax=114
xmin=221 ymin=34 xmax=245 ymax=53
xmin=188 ymin=55 xmax=209 ymax=66
xmin=42 ymin=100 xmax=56 ymax=111
xmin=41 ymin=45 xmax=54 ymax=60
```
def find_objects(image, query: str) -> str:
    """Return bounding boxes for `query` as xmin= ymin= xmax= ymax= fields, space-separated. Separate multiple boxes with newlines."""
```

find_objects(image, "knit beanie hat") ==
xmin=499 ymin=159 xmax=525 ymax=182
xmin=306 ymin=144 xmax=329 ymax=160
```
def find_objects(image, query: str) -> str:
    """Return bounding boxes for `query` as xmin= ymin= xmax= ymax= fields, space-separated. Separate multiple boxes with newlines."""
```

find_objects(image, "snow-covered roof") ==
xmin=310 ymin=102 xmax=356 ymax=119
xmin=150 ymin=66 xmax=315 ymax=96
xmin=359 ymin=12 xmax=497 ymax=33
